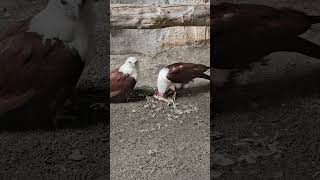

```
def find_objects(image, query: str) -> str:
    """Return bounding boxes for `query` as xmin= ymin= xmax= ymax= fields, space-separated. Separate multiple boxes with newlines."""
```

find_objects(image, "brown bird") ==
xmin=154 ymin=63 xmax=210 ymax=102
xmin=211 ymin=3 xmax=320 ymax=87
xmin=110 ymin=57 xmax=139 ymax=103
xmin=0 ymin=0 xmax=96 ymax=129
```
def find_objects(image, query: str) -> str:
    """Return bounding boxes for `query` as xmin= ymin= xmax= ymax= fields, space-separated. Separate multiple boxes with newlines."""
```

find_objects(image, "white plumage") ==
xmin=28 ymin=0 xmax=96 ymax=61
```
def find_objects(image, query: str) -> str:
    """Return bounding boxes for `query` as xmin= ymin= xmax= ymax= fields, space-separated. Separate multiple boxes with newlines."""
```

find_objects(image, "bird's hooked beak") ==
xmin=134 ymin=60 xmax=139 ymax=67
xmin=154 ymin=89 xmax=163 ymax=97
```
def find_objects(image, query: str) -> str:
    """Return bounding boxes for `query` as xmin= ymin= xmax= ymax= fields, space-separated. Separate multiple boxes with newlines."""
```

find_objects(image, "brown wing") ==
xmin=211 ymin=3 xmax=319 ymax=69
xmin=166 ymin=63 xmax=209 ymax=83
xmin=110 ymin=69 xmax=136 ymax=103
xmin=0 ymin=23 xmax=84 ymax=117
xmin=211 ymin=3 xmax=312 ymax=36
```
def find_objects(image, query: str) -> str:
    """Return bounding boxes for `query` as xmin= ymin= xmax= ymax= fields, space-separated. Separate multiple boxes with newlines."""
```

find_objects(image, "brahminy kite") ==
xmin=110 ymin=57 xmax=139 ymax=103
xmin=0 ymin=0 xmax=96 ymax=129
xmin=211 ymin=3 xmax=320 ymax=87
xmin=154 ymin=63 xmax=210 ymax=102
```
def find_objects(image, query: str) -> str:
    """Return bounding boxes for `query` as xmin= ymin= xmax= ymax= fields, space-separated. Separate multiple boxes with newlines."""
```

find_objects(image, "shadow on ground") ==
xmin=213 ymin=68 xmax=320 ymax=113
xmin=212 ymin=68 xmax=320 ymax=179
xmin=0 ymin=90 xmax=108 ymax=131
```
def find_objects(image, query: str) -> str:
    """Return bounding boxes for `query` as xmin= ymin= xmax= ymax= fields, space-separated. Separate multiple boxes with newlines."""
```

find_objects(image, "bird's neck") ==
xmin=119 ymin=65 xmax=139 ymax=80
xmin=157 ymin=68 xmax=170 ymax=95
xmin=29 ymin=4 xmax=75 ymax=40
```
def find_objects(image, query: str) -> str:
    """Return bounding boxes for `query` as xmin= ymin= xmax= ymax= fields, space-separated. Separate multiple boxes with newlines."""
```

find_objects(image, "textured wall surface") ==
xmin=111 ymin=0 xmax=210 ymax=55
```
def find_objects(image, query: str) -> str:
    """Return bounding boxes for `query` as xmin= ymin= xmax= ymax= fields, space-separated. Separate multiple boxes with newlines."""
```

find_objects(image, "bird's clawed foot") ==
xmin=172 ymin=91 xmax=177 ymax=102
xmin=153 ymin=94 xmax=176 ymax=106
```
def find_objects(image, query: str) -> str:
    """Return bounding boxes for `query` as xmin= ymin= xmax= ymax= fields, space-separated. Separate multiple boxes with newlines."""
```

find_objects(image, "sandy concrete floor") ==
xmin=212 ymin=0 xmax=320 ymax=179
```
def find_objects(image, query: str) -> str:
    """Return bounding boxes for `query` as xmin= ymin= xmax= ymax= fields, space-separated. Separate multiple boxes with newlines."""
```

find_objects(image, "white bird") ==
xmin=109 ymin=57 xmax=139 ymax=103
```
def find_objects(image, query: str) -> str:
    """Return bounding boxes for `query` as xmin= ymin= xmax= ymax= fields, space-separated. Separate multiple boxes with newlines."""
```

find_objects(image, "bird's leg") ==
xmin=154 ymin=93 xmax=174 ymax=106
xmin=173 ymin=92 xmax=177 ymax=102
xmin=154 ymin=95 xmax=171 ymax=104
xmin=169 ymin=85 xmax=177 ymax=102
xmin=51 ymin=88 xmax=78 ymax=129
xmin=181 ymin=83 xmax=186 ymax=89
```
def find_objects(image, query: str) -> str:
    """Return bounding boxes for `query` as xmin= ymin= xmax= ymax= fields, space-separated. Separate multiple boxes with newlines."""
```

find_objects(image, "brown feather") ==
xmin=211 ymin=3 xmax=320 ymax=70
xmin=0 ymin=20 xmax=84 ymax=129
xmin=211 ymin=3 xmax=312 ymax=36
xmin=110 ymin=68 xmax=136 ymax=103
xmin=166 ymin=63 xmax=209 ymax=83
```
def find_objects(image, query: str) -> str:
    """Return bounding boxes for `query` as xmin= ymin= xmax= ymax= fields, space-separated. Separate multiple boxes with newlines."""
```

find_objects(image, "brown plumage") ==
xmin=211 ymin=3 xmax=320 ymax=112
xmin=166 ymin=63 xmax=210 ymax=83
xmin=155 ymin=63 xmax=210 ymax=98
xmin=109 ymin=57 xmax=139 ymax=103
xmin=0 ymin=20 xmax=84 ymax=129
xmin=211 ymin=3 xmax=320 ymax=70
xmin=0 ymin=0 xmax=96 ymax=129
xmin=109 ymin=68 xmax=137 ymax=103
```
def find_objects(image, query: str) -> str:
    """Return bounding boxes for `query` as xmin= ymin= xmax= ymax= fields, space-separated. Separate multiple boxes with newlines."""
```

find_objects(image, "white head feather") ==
xmin=119 ymin=57 xmax=139 ymax=80
xmin=28 ymin=0 xmax=96 ymax=62
xmin=156 ymin=68 xmax=171 ymax=96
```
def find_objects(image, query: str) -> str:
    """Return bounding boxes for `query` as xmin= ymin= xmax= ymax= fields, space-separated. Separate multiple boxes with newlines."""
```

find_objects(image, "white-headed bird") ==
xmin=154 ymin=63 xmax=210 ymax=102
xmin=110 ymin=57 xmax=139 ymax=103
xmin=0 ymin=0 xmax=96 ymax=129
xmin=211 ymin=3 xmax=320 ymax=87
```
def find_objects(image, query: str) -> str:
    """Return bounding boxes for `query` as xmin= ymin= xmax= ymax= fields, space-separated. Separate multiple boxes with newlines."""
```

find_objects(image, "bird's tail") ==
xmin=199 ymin=73 xmax=210 ymax=80
xmin=309 ymin=16 xmax=320 ymax=24
xmin=205 ymin=65 xmax=211 ymax=69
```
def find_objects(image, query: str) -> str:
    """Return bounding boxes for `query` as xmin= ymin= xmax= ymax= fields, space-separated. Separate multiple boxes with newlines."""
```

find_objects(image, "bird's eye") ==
xmin=61 ymin=0 xmax=67 ymax=5
xmin=129 ymin=61 xmax=131 ymax=63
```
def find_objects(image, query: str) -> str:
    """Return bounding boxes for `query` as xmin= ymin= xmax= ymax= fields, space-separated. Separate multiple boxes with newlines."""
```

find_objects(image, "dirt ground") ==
xmin=0 ymin=0 xmax=110 ymax=179
xmin=212 ymin=0 xmax=320 ymax=179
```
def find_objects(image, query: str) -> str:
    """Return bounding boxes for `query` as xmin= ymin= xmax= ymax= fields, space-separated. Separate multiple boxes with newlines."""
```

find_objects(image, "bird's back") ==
xmin=166 ymin=63 xmax=209 ymax=83
xmin=110 ymin=69 xmax=136 ymax=102
xmin=211 ymin=3 xmax=313 ymax=36
xmin=211 ymin=3 xmax=320 ymax=69
xmin=0 ymin=21 xmax=84 ymax=127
